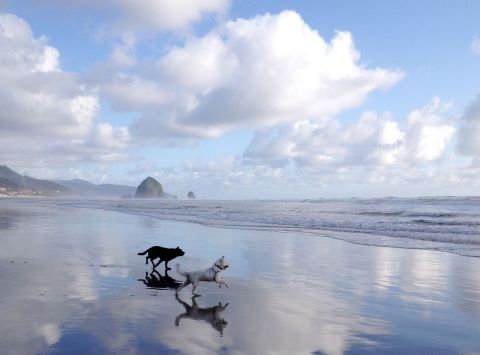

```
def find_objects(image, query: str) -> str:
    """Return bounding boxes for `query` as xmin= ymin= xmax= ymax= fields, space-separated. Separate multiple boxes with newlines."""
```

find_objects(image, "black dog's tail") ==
xmin=137 ymin=249 xmax=149 ymax=256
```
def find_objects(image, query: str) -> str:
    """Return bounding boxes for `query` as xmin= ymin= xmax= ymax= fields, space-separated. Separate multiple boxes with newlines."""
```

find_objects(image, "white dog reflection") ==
xmin=175 ymin=295 xmax=229 ymax=336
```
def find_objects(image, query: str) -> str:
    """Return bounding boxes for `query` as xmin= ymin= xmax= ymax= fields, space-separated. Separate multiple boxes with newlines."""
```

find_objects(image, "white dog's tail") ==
xmin=176 ymin=263 xmax=187 ymax=277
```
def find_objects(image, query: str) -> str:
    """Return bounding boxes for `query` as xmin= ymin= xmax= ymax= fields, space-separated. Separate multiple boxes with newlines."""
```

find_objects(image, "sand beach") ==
xmin=0 ymin=199 xmax=479 ymax=354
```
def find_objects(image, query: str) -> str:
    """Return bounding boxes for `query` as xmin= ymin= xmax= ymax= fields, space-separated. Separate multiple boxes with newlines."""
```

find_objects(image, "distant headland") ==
xmin=0 ymin=165 xmax=193 ymax=199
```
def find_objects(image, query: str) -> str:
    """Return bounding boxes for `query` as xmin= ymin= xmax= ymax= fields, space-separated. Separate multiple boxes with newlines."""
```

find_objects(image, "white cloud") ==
xmin=1 ymin=9 xmax=471 ymax=196
xmin=457 ymin=95 xmax=480 ymax=156
xmin=102 ymin=73 xmax=171 ymax=111
xmin=243 ymin=126 xmax=298 ymax=168
xmin=243 ymin=98 xmax=455 ymax=169
xmin=115 ymin=0 xmax=230 ymax=32
xmin=109 ymin=34 xmax=136 ymax=68
xmin=38 ymin=0 xmax=229 ymax=35
xmin=0 ymin=13 xmax=59 ymax=74
xmin=158 ymin=32 xmax=236 ymax=94
xmin=0 ymin=13 xmax=132 ymax=169
xmin=471 ymin=36 xmax=480 ymax=56
xmin=244 ymin=113 xmax=406 ymax=168
xmin=0 ymin=13 xmax=98 ymax=138
xmin=89 ymin=123 xmax=130 ymax=150
xmin=128 ymin=11 xmax=403 ymax=140
xmin=404 ymin=97 xmax=455 ymax=161
xmin=341 ymin=112 xmax=406 ymax=165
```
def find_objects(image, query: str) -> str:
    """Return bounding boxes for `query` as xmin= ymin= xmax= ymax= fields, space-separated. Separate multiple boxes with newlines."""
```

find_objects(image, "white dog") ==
xmin=176 ymin=256 xmax=229 ymax=295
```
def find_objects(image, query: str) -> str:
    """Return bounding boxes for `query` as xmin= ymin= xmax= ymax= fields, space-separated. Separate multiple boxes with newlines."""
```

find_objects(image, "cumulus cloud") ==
xmin=127 ymin=11 xmax=403 ymax=139
xmin=457 ymin=95 xmax=480 ymax=156
xmin=244 ymin=114 xmax=405 ymax=168
xmin=1 ymin=8 xmax=469 ymax=194
xmin=89 ymin=123 xmax=130 ymax=150
xmin=404 ymin=97 xmax=455 ymax=161
xmin=0 ymin=13 xmax=98 ymax=138
xmin=0 ymin=13 xmax=131 ymax=169
xmin=244 ymin=98 xmax=455 ymax=169
xmin=119 ymin=97 xmax=459 ymax=198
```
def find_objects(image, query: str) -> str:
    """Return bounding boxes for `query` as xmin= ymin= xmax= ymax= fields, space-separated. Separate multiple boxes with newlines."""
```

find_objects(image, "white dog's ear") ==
xmin=222 ymin=256 xmax=225 ymax=259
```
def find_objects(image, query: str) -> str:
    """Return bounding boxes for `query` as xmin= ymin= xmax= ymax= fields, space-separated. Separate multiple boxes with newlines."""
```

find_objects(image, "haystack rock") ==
xmin=135 ymin=177 xmax=168 ymax=198
xmin=187 ymin=191 xmax=196 ymax=199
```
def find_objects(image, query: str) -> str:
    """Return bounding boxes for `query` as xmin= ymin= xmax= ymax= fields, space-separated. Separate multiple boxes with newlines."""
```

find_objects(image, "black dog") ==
xmin=138 ymin=246 xmax=185 ymax=270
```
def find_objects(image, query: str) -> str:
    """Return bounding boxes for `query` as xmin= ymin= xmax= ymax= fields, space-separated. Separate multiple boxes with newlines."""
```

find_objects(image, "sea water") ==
xmin=45 ymin=196 xmax=480 ymax=257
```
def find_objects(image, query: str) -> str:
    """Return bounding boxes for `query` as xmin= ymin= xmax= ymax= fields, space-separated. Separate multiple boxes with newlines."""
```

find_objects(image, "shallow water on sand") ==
xmin=1 ymin=199 xmax=480 ymax=354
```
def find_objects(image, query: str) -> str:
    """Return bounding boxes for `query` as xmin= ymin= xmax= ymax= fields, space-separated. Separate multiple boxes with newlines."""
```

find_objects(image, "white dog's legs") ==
xmin=217 ymin=280 xmax=229 ymax=288
xmin=192 ymin=281 xmax=200 ymax=295
xmin=215 ymin=274 xmax=229 ymax=288
xmin=176 ymin=279 xmax=191 ymax=295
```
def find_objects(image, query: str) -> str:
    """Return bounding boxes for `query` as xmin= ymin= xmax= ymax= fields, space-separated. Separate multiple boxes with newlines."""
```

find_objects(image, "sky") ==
xmin=0 ymin=0 xmax=479 ymax=199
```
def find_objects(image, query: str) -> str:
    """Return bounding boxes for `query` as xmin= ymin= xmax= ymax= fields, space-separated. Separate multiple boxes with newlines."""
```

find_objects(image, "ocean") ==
xmin=45 ymin=196 xmax=480 ymax=257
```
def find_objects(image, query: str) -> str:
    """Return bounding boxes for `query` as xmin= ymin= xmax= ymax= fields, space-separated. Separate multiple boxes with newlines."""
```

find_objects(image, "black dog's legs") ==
xmin=145 ymin=256 xmax=149 ymax=265
xmin=151 ymin=258 xmax=158 ymax=268
xmin=164 ymin=260 xmax=171 ymax=270
xmin=153 ymin=258 xmax=163 ymax=269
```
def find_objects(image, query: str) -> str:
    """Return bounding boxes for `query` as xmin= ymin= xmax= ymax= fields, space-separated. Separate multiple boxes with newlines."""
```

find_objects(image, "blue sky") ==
xmin=1 ymin=0 xmax=479 ymax=198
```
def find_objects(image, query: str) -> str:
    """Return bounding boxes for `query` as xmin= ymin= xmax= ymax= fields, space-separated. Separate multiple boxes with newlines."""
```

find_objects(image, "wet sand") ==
xmin=1 ymin=199 xmax=480 ymax=354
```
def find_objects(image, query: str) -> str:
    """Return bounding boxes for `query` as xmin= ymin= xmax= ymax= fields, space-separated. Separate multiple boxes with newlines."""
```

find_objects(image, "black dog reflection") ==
xmin=138 ymin=269 xmax=182 ymax=290
xmin=175 ymin=295 xmax=229 ymax=336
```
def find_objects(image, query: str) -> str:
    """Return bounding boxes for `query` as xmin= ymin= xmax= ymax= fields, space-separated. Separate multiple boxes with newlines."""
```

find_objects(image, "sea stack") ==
xmin=135 ymin=177 xmax=167 ymax=198
xmin=187 ymin=191 xmax=196 ymax=199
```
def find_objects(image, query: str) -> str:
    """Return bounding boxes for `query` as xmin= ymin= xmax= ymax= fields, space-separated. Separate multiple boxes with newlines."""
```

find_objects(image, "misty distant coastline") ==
xmin=53 ymin=178 xmax=136 ymax=198
xmin=0 ymin=165 xmax=198 ymax=199
xmin=0 ymin=165 xmax=135 ymax=198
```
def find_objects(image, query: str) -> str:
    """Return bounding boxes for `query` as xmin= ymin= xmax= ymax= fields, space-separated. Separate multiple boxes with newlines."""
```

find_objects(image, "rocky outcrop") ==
xmin=135 ymin=177 xmax=169 ymax=198
xmin=187 ymin=191 xmax=196 ymax=199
